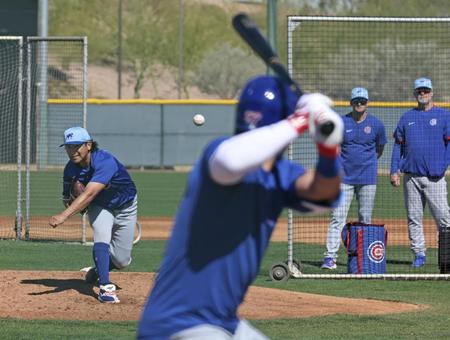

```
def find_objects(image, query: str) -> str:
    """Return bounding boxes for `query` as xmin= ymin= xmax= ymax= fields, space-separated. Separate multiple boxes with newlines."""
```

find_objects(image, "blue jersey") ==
xmin=391 ymin=106 xmax=450 ymax=178
xmin=63 ymin=149 xmax=136 ymax=209
xmin=340 ymin=113 xmax=386 ymax=185
xmin=138 ymin=137 xmax=339 ymax=339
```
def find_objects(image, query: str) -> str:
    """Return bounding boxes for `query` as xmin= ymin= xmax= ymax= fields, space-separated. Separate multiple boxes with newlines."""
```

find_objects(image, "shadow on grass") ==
xmin=387 ymin=259 xmax=411 ymax=265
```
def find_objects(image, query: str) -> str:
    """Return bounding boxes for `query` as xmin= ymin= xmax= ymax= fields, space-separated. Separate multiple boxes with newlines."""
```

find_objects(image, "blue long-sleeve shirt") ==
xmin=340 ymin=113 xmax=386 ymax=185
xmin=390 ymin=106 xmax=450 ymax=177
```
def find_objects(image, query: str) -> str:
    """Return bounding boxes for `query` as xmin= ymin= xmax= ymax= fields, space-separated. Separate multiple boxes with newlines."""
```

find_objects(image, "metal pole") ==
xmin=83 ymin=37 xmax=88 ymax=128
xmin=178 ymin=0 xmax=184 ymax=99
xmin=117 ymin=0 xmax=123 ymax=99
xmin=25 ymin=40 xmax=32 ymax=240
xmin=16 ymin=37 xmax=24 ymax=240
xmin=37 ymin=0 xmax=48 ymax=169
xmin=160 ymin=104 xmax=164 ymax=168
xmin=38 ymin=0 xmax=48 ymax=36
xmin=82 ymin=37 xmax=88 ymax=244
xmin=266 ymin=0 xmax=277 ymax=75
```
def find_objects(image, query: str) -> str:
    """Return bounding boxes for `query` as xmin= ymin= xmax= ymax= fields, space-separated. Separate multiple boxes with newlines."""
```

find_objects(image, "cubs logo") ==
xmin=367 ymin=240 xmax=385 ymax=263
xmin=430 ymin=118 xmax=437 ymax=126
xmin=244 ymin=110 xmax=263 ymax=130
xmin=364 ymin=126 xmax=372 ymax=134
xmin=66 ymin=132 xmax=74 ymax=140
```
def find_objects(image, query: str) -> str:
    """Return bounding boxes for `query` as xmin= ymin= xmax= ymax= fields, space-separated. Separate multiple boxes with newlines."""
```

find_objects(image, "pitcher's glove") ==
xmin=62 ymin=180 xmax=88 ymax=214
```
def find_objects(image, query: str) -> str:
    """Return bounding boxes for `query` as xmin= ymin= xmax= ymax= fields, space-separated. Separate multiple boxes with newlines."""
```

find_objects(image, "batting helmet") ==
xmin=235 ymin=75 xmax=298 ymax=134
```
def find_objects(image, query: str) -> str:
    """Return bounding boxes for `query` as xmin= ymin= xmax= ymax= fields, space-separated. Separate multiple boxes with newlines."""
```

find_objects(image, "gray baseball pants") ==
xmin=88 ymin=195 xmax=138 ymax=268
xmin=324 ymin=183 xmax=376 ymax=259
xmin=403 ymin=174 xmax=450 ymax=255
xmin=170 ymin=320 xmax=269 ymax=340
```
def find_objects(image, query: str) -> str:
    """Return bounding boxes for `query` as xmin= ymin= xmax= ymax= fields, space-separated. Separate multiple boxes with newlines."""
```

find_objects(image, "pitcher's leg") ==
xmin=110 ymin=197 xmax=138 ymax=269
xmin=88 ymin=205 xmax=114 ymax=285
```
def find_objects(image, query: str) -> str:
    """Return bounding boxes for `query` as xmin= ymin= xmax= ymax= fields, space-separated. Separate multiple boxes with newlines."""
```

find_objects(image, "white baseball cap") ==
xmin=351 ymin=87 xmax=369 ymax=101
xmin=60 ymin=127 xmax=92 ymax=147
xmin=414 ymin=77 xmax=432 ymax=90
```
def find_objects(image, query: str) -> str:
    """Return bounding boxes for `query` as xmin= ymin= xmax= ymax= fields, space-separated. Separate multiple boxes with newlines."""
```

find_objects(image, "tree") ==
xmin=317 ymin=39 xmax=450 ymax=101
xmin=49 ymin=0 xmax=117 ymax=63
xmin=121 ymin=1 xmax=169 ymax=98
xmin=191 ymin=43 xmax=265 ymax=99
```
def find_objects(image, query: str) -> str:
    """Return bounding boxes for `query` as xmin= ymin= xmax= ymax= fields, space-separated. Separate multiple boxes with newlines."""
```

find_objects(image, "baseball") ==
xmin=193 ymin=114 xmax=205 ymax=126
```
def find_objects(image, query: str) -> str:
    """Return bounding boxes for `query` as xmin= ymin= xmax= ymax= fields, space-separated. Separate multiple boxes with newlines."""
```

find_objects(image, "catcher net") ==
xmin=24 ymin=37 xmax=88 ymax=242
xmin=286 ymin=17 xmax=450 ymax=279
xmin=0 ymin=37 xmax=23 ymax=240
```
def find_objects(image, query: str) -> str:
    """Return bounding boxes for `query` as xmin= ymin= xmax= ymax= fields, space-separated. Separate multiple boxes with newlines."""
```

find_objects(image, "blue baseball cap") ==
xmin=414 ymin=77 xmax=432 ymax=90
xmin=60 ymin=127 xmax=92 ymax=146
xmin=351 ymin=87 xmax=369 ymax=101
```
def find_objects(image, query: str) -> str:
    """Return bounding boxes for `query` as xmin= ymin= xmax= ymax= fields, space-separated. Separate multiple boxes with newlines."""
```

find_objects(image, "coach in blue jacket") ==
xmin=390 ymin=77 xmax=450 ymax=268
xmin=321 ymin=87 xmax=386 ymax=270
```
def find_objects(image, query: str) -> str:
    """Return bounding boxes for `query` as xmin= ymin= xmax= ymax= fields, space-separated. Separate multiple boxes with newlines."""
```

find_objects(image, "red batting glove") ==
xmin=287 ymin=110 xmax=309 ymax=135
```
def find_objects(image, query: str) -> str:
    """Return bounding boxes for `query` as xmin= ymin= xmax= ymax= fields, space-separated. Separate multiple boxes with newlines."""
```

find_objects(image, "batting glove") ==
xmin=296 ymin=93 xmax=343 ymax=158
xmin=287 ymin=110 xmax=309 ymax=135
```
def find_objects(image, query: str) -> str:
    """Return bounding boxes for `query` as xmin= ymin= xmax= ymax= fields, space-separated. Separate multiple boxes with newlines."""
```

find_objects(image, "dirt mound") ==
xmin=0 ymin=270 xmax=421 ymax=321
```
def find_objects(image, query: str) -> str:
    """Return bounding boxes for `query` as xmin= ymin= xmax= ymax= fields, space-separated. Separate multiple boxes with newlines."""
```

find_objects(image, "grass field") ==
xmin=1 ymin=240 xmax=450 ymax=339
xmin=28 ymin=170 xmax=188 ymax=217
xmin=0 ymin=170 xmax=442 ymax=218
xmin=0 ymin=171 xmax=443 ymax=274
xmin=0 ymin=170 xmax=190 ymax=216
xmin=289 ymin=243 xmax=441 ymax=274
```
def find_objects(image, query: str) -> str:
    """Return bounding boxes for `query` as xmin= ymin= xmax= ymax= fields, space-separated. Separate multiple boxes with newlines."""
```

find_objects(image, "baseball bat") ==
xmin=232 ymin=13 xmax=334 ymax=136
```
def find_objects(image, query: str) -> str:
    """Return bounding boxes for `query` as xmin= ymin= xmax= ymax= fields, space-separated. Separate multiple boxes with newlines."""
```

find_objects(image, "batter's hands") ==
xmin=390 ymin=173 xmax=401 ymax=187
xmin=295 ymin=93 xmax=343 ymax=158
xmin=287 ymin=110 xmax=309 ymax=135
xmin=49 ymin=213 xmax=68 ymax=228
xmin=296 ymin=93 xmax=343 ymax=147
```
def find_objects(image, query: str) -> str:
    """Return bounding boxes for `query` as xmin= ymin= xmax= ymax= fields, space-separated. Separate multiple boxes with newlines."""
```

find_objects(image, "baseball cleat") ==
xmin=321 ymin=257 xmax=337 ymax=270
xmin=412 ymin=254 xmax=426 ymax=268
xmin=98 ymin=283 xmax=120 ymax=303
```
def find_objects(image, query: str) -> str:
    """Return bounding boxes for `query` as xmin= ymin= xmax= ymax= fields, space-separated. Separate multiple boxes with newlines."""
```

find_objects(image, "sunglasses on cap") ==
xmin=415 ymin=88 xmax=431 ymax=94
xmin=351 ymin=99 xmax=368 ymax=106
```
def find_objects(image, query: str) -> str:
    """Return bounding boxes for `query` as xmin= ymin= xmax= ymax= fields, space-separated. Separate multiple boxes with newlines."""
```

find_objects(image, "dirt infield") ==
xmin=0 ymin=270 xmax=422 ymax=321
xmin=134 ymin=217 xmax=439 ymax=246
xmin=112 ymin=217 xmax=439 ymax=246
xmin=1 ymin=216 xmax=440 ymax=247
